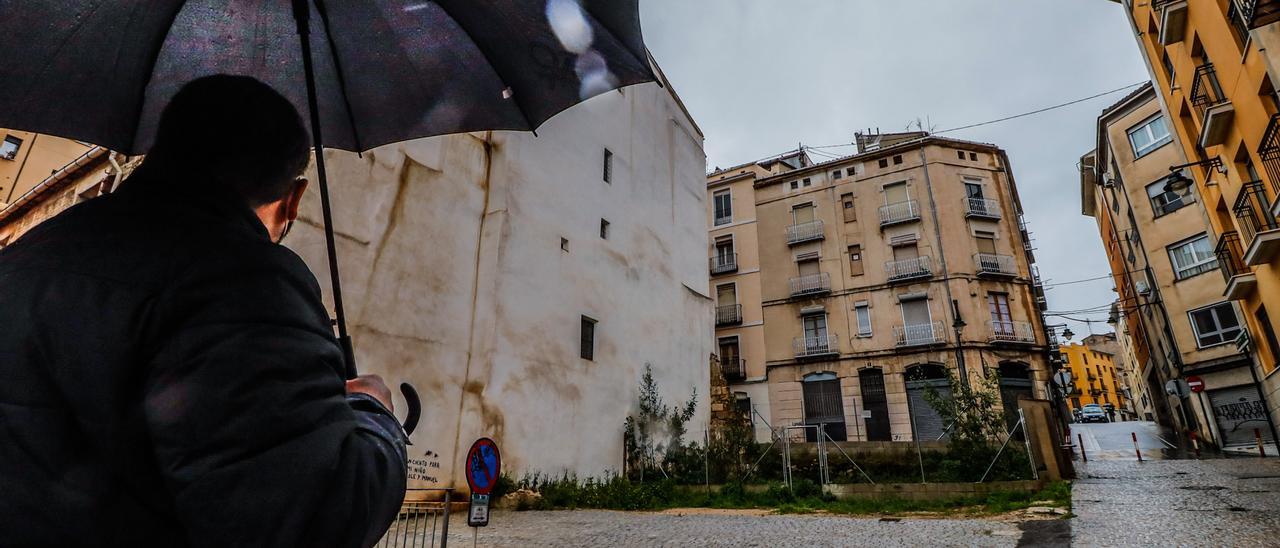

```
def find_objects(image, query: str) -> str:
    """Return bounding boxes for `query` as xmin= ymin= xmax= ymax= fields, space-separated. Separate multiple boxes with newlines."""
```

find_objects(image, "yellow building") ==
xmin=0 ymin=129 xmax=92 ymax=208
xmin=1121 ymin=0 xmax=1280 ymax=444
xmin=707 ymin=133 xmax=1054 ymax=443
xmin=1061 ymin=343 xmax=1127 ymax=416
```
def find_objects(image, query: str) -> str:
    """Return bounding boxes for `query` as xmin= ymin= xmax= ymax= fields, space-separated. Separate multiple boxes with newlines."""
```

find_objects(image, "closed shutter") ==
xmin=1209 ymin=385 xmax=1275 ymax=447
xmin=906 ymin=378 xmax=950 ymax=441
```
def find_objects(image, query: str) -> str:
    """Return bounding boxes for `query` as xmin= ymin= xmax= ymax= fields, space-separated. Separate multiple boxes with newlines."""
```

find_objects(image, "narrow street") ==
xmin=1071 ymin=421 xmax=1280 ymax=546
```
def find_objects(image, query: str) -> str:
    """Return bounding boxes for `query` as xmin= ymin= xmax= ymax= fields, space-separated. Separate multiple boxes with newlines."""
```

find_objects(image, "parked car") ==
xmin=1079 ymin=404 xmax=1109 ymax=423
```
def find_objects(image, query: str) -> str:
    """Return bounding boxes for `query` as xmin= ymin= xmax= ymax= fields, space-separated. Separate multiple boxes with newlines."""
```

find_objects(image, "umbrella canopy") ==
xmin=0 ymin=0 xmax=655 ymax=154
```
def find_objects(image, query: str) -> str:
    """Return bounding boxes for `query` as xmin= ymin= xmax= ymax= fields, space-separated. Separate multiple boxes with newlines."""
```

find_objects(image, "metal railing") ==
xmin=793 ymin=335 xmax=839 ymax=358
xmin=710 ymin=253 xmax=738 ymax=275
xmin=964 ymin=197 xmax=1002 ymax=219
xmin=1216 ymin=230 xmax=1250 ymax=284
xmin=885 ymin=255 xmax=932 ymax=282
xmin=894 ymin=321 xmax=945 ymax=347
xmin=713 ymin=214 xmax=732 ymax=226
xmin=1190 ymin=63 xmax=1227 ymax=123
xmin=786 ymin=219 xmax=825 ymax=245
xmin=376 ymin=489 xmax=452 ymax=548
xmin=988 ymin=320 xmax=1036 ymax=344
xmin=975 ymin=253 xmax=1017 ymax=275
xmin=1234 ymin=180 xmax=1279 ymax=243
xmin=1151 ymin=0 xmax=1180 ymax=10
xmin=720 ymin=357 xmax=746 ymax=380
xmin=715 ymin=303 xmax=743 ymax=326
xmin=1261 ymin=114 xmax=1280 ymax=197
xmin=878 ymin=199 xmax=920 ymax=226
xmin=1235 ymin=0 xmax=1280 ymax=30
xmin=788 ymin=272 xmax=831 ymax=297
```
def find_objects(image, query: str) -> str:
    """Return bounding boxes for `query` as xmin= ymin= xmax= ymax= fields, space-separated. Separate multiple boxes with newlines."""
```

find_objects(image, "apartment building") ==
xmin=1061 ymin=343 xmax=1128 ymax=418
xmin=0 ymin=130 xmax=91 ymax=210
xmin=1118 ymin=0 xmax=1280 ymax=446
xmin=1082 ymin=332 xmax=1150 ymax=420
xmin=707 ymin=134 xmax=1053 ymax=443
xmin=1082 ymin=82 xmax=1277 ymax=448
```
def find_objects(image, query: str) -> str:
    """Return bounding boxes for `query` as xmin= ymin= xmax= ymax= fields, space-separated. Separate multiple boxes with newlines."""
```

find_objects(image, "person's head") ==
xmin=142 ymin=74 xmax=311 ymax=242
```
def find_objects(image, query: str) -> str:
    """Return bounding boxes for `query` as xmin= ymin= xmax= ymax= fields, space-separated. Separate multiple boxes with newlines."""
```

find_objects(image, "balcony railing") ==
xmin=1235 ymin=0 xmax=1280 ymax=30
xmin=894 ymin=321 xmax=946 ymax=347
xmin=786 ymin=219 xmax=825 ymax=245
xmin=975 ymin=253 xmax=1017 ymax=276
xmin=988 ymin=320 xmax=1036 ymax=344
xmin=878 ymin=199 xmax=920 ymax=227
xmin=710 ymin=253 xmax=738 ymax=275
xmin=720 ymin=357 xmax=746 ymax=381
xmin=788 ymin=272 xmax=831 ymax=297
xmin=885 ymin=255 xmax=932 ymax=282
xmin=1217 ymin=231 xmax=1249 ymax=283
xmin=1190 ymin=63 xmax=1228 ymax=123
xmin=793 ymin=335 xmax=839 ymax=359
xmin=1234 ymin=181 xmax=1278 ymax=243
xmin=1260 ymin=114 xmax=1280 ymax=198
xmin=964 ymin=197 xmax=1002 ymax=219
xmin=715 ymin=304 xmax=743 ymax=326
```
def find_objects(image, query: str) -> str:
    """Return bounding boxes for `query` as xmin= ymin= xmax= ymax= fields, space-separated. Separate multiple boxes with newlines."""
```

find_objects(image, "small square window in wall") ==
xmin=561 ymin=237 xmax=569 ymax=252
xmin=969 ymin=152 xmax=978 ymax=161
xmin=832 ymin=170 xmax=843 ymax=180
xmin=878 ymin=158 xmax=889 ymax=169
xmin=602 ymin=148 xmax=613 ymax=183
xmin=958 ymin=150 xmax=966 ymax=160
xmin=0 ymin=135 xmax=22 ymax=161
xmin=600 ymin=219 xmax=610 ymax=239
xmin=845 ymin=167 xmax=856 ymax=177
xmin=790 ymin=181 xmax=799 ymax=190
xmin=802 ymin=178 xmax=812 ymax=187
xmin=893 ymin=155 xmax=903 ymax=165
xmin=580 ymin=316 xmax=597 ymax=360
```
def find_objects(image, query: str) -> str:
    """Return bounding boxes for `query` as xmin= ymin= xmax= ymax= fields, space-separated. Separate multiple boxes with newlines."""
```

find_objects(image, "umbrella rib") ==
xmin=313 ymin=0 xmax=363 ymax=152
xmin=429 ymin=3 xmax=536 ymax=132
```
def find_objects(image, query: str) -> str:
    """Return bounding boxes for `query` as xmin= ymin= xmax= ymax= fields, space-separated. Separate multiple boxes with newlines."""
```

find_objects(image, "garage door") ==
xmin=1209 ymin=385 xmax=1274 ymax=448
xmin=906 ymin=378 xmax=951 ymax=441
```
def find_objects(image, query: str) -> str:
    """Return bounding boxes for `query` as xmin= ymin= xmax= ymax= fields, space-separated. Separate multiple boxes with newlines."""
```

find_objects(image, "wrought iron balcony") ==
xmin=786 ymin=219 xmax=825 ymax=245
xmin=987 ymin=320 xmax=1036 ymax=345
xmin=793 ymin=335 xmax=839 ymax=359
xmin=1261 ymin=114 xmax=1280 ymax=203
xmin=975 ymin=253 xmax=1017 ymax=277
xmin=1234 ymin=180 xmax=1280 ymax=265
xmin=878 ymin=199 xmax=920 ymax=227
xmin=720 ymin=357 xmax=746 ymax=381
xmin=964 ymin=197 xmax=1002 ymax=220
xmin=715 ymin=304 xmax=743 ymax=326
xmin=885 ymin=255 xmax=932 ymax=283
xmin=1234 ymin=0 xmax=1280 ymax=30
xmin=894 ymin=321 xmax=946 ymax=347
xmin=710 ymin=253 xmax=738 ymax=275
xmin=788 ymin=272 xmax=831 ymax=297
xmin=1216 ymin=231 xmax=1258 ymax=300
xmin=1190 ymin=63 xmax=1233 ymax=147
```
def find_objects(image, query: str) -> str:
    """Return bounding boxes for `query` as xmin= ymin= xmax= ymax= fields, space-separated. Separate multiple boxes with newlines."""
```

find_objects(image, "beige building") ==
xmin=1081 ymin=83 xmax=1276 ymax=449
xmin=708 ymin=133 xmax=1053 ymax=443
xmin=1082 ymin=332 xmax=1149 ymax=421
xmin=0 ymin=130 xmax=92 ymax=210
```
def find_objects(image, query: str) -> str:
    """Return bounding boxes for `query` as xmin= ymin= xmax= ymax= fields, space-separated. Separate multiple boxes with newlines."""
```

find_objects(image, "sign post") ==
xmin=465 ymin=438 xmax=501 ymax=528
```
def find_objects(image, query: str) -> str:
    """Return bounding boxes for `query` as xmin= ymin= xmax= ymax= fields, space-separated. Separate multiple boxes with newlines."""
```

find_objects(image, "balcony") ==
xmin=964 ymin=197 xmax=1002 ymax=220
xmin=1235 ymin=0 xmax=1280 ymax=30
xmin=1234 ymin=180 xmax=1280 ymax=265
xmin=894 ymin=321 xmax=946 ymax=347
xmin=1216 ymin=231 xmax=1258 ymax=300
xmin=1154 ymin=0 xmax=1188 ymax=45
xmin=988 ymin=320 xmax=1037 ymax=345
xmin=788 ymin=272 xmax=831 ymax=298
xmin=885 ymin=255 xmax=932 ymax=283
xmin=715 ymin=304 xmax=743 ymax=326
xmin=975 ymin=253 xmax=1017 ymax=277
xmin=1190 ymin=63 xmax=1234 ymax=148
xmin=710 ymin=253 xmax=738 ymax=275
xmin=786 ymin=219 xmax=825 ymax=245
xmin=878 ymin=199 xmax=920 ymax=228
xmin=1260 ymin=114 xmax=1280 ymax=217
xmin=793 ymin=335 xmax=839 ymax=360
xmin=720 ymin=357 xmax=746 ymax=381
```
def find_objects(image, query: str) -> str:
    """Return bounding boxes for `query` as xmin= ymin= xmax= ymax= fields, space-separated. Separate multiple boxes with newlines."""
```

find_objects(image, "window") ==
xmin=1127 ymin=115 xmax=1172 ymax=158
xmin=792 ymin=203 xmax=816 ymax=224
xmin=580 ymin=316 xmax=597 ymax=360
xmin=988 ymin=293 xmax=1012 ymax=333
xmin=719 ymin=337 xmax=740 ymax=362
xmin=1168 ymin=234 xmax=1218 ymax=279
xmin=715 ymin=236 xmax=735 ymax=262
xmin=713 ymin=190 xmax=732 ymax=225
xmin=841 ymin=193 xmax=856 ymax=222
xmin=878 ymin=158 xmax=889 ymax=169
xmin=1188 ymin=303 xmax=1241 ymax=347
xmin=602 ymin=149 xmax=613 ymax=183
xmin=600 ymin=219 xmax=610 ymax=239
xmin=958 ymin=150 xmax=966 ymax=160
xmin=1147 ymin=179 xmax=1192 ymax=216
xmin=802 ymin=177 xmax=812 ymax=187
xmin=0 ymin=135 xmax=21 ymax=161
xmin=845 ymin=167 xmax=856 ymax=177
xmin=1162 ymin=52 xmax=1176 ymax=86
xmin=832 ymin=170 xmax=843 ymax=180
xmin=855 ymin=302 xmax=872 ymax=336
xmin=1258 ymin=307 xmax=1280 ymax=366
xmin=561 ymin=237 xmax=569 ymax=252
xmin=975 ymin=230 xmax=997 ymax=255
xmin=803 ymin=313 xmax=829 ymax=341
xmin=893 ymin=155 xmax=903 ymax=165
xmin=848 ymin=244 xmax=863 ymax=276
xmin=790 ymin=180 xmax=799 ymax=190
xmin=969 ymin=152 xmax=977 ymax=161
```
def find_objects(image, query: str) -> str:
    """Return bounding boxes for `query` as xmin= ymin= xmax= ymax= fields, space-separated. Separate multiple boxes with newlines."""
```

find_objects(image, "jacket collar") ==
xmin=116 ymin=170 xmax=272 ymax=241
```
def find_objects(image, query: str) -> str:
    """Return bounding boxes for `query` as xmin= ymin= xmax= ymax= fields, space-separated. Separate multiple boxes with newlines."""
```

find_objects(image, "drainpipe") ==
xmin=916 ymin=144 xmax=966 ymax=386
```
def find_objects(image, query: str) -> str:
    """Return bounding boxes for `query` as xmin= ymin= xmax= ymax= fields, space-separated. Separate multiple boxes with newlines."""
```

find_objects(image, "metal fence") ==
xmin=376 ymin=489 xmax=453 ymax=548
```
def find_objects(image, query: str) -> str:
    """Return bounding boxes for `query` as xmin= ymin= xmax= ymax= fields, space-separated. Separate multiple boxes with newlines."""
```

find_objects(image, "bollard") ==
xmin=1078 ymin=433 xmax=1087 ymax=462
xmin=1257 ymin=429 xmax=1267 ymax=457
xmin=1190 ymin=431 xmax=1201 ymax=459
xmin=1132 ymin=432 xmax=1143 ymax=462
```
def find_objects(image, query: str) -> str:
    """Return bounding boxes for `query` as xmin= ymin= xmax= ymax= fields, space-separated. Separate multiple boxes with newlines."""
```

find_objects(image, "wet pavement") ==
xmin=1071 ymin=420 xmax=1176 ymax=461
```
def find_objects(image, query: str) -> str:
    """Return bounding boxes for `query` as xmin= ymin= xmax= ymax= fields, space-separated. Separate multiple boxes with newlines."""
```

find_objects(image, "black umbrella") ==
xmin=0 ymin=0 xmax=656 ymax=434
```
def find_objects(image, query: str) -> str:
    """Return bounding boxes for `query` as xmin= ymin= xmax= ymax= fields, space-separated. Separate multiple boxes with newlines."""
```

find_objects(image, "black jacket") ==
xmin=0 ymin=174 xmax=407 ymax=547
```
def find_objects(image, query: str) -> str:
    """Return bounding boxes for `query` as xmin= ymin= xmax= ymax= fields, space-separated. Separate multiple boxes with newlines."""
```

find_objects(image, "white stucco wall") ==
xmin=286 ymin=82 xmax=710 ymax=489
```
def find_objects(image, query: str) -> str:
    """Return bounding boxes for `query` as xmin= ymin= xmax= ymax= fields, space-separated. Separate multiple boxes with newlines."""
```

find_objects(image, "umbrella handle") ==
xmin=400 ymin=382 xmax=422 ymax=436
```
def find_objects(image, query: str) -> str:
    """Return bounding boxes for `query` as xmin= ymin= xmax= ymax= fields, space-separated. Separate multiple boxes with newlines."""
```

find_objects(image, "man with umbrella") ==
xmin=0 ymin=75 xmax=408 ymax=546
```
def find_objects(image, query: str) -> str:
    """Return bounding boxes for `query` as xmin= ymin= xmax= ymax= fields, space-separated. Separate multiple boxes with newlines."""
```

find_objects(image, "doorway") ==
xmin=859 ymin=368 xmax=892 ymax=441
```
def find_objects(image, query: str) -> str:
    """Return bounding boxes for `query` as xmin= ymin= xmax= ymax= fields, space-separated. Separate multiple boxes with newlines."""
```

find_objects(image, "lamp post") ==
xmin=1163 ymin=157 xmax=1224 ymax=194
xmin=953 ymin=317 xmax=968 ymax=387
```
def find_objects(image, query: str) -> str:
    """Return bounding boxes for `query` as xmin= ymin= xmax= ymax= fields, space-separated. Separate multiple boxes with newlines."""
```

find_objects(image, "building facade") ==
xmin=708 ymin=134 xmax=1053 ymax=443
xmin=1061 ymin=343 xmax=1128 ymax=417
xmin=1116 ymin=1 xmax=1280 ymax=447
xmin=0 ymin=130 xmax=92 ymax=209
xmin=1082 ymin=332 xmax=1149 ymax=420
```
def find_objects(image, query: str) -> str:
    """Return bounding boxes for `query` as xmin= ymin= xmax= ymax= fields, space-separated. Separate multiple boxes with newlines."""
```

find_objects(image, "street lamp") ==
xmin=1163 ymin=157 xmax=1224 ymax=194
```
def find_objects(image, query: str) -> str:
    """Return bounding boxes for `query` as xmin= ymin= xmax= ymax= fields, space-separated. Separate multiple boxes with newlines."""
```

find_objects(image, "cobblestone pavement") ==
xmin=1072 ymin=457 xmax=1280 ymax=546
xmin=432 ymin=510 xmax=1031 ymax=547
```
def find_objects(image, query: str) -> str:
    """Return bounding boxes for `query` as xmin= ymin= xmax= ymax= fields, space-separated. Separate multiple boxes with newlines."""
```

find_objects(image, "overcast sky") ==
xmin=640 ymin=0 xmax=1149 ymax=340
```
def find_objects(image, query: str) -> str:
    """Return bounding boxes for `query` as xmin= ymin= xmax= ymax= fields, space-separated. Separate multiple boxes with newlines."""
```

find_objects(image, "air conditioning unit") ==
xmin=1135 ymin=280 xmax=1151 ymax=296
